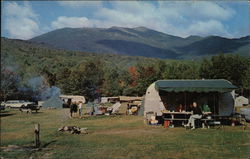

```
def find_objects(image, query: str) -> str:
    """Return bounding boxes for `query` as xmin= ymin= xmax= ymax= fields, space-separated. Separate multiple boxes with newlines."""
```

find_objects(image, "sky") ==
xmin=1 ymin=1 xmax=250 ymax=40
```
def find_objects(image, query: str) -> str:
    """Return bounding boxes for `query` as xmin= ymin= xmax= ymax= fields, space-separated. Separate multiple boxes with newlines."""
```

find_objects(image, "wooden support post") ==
xmin=34 ymin=123 xmax=40 ymax=148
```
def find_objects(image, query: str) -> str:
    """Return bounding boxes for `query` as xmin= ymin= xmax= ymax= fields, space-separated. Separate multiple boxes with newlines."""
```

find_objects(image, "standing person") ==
xmin=70 ymin=102 xmax=77 ymax=118
xmin=91 ymin=104 xmax=95 ymax=116
xmin=69 ymin=103 xmax=73 ymax=118
xmin=89 ymin=103 xmax=95 ymax=116
xmin=78 ymin=101 xmax=83 ymax=118
xmin=72 ymin=102 xmax=78 ymax=117
xmin=185 ymin=102 xmax=203 ymax=129
xmin=126 ymin=103 xmax=130 ymax=115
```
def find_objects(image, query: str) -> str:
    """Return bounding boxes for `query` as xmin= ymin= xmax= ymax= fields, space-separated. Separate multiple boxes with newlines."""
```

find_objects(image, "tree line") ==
xmin=1 ymin=54 xmax=250 ymax=102
xmin=39 ymin=54 xmax=250 ymax=101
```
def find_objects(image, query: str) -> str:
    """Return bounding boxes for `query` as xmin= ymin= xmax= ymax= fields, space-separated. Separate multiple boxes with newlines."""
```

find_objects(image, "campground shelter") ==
xmin=119 ymin=96 xmax=143 ymax=103
xmin=101 ymin=96 xmax=142 ymax=103
xmin=144 ymin=79 xmax=238 ymax=116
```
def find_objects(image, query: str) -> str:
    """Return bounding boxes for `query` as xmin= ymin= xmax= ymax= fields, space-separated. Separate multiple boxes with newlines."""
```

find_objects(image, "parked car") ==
xmin=0 ymin=103 xmax=5 ymax=110
xmin=240 ymin=108 xmax=250 ymax=122
xmin=4 ymin=100 xmax=35 ymax=108
xmin=20 ymin=104 xmax=41 ymax=113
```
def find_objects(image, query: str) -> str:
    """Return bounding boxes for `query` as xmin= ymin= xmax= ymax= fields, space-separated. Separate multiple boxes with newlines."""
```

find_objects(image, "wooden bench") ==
xmin=200 ymin=118 xmax=214 ymax=129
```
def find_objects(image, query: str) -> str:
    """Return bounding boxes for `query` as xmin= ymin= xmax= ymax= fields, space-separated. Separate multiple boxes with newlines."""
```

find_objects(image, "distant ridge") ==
xmin=27 ymin=26 xmax=250 ymax=59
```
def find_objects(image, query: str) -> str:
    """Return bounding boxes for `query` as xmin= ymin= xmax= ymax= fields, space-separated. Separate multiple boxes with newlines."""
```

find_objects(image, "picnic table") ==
xmin=162 ymin=111 xmax=192 ymax=127
xmin=162 ymin=110 xmax=214 ymax=128
xmin=162 ymin=110 xmax=192 ymax=119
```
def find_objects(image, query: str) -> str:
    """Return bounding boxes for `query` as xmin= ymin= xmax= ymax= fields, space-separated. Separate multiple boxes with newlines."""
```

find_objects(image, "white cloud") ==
xmin=51 ymin=16 xmax=94 ymax=29
xmin=84 ymin=1 xmax=237 ymax=37
xmin=3 ymin=2 xmax=41 ymax=39
xmin=158 ymin=1 xmax=235 ymax=21
xmin=2 ymin=1 xmax=243 ymax=39
xmin=5 ymin=2 xmax=37 ymax=18
xmin=6 ymin=17 xmax=40 ymax=40
xmin=187 ymin=20 xmax=230 ymax=37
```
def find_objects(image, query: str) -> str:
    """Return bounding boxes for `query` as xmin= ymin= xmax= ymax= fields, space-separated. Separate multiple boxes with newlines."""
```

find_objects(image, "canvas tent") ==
xmin=143 ymin=79 xmax=238 ymax=116
xmin=39 ymin=96 xmax=64 ymax=108
xmin=235 ymin=96 xmax=249 ymax=107
xmin=111 ymin=102 xmax=122 ymax=114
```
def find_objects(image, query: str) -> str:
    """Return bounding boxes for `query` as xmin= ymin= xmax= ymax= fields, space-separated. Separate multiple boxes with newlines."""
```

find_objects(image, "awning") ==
xmin=155 ymin=79 xmax=238 ymax=93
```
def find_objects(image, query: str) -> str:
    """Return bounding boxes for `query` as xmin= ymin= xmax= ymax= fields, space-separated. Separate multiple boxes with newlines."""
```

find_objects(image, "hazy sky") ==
xmin=1 ymin=1 xmax=249 ymax=40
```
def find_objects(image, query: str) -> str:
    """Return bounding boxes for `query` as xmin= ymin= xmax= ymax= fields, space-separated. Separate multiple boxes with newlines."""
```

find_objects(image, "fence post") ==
xmin=34 ymin=123 xmax=40 ymax=148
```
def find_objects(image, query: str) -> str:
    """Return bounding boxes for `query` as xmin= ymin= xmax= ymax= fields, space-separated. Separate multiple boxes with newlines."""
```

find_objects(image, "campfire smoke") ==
xmin=20 ymin=76 xmax=61 ymax=101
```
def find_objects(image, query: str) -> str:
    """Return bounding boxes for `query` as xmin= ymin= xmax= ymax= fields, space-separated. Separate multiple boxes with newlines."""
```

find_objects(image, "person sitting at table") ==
xmin=185 ymin=102 xmax=203 ymax=129
xmin=202 ymin=103 xmax=211 ymax=113
xmin=175 ymin=104 xmax=184 ymax=112
xmin=186 ymin=103 xmax=193 ymax=112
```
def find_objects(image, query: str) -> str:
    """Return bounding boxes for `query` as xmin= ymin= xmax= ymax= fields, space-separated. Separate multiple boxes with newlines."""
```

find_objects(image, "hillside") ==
xmin=30 ymin=26 xmax=250 ymax=59
xmin=174 ymin=36 xmax=250 ymax=58
xmin=1 ymin=37 xmax=250 ymax=99
xmin=1 ymin=37 xmax=161 ymax=77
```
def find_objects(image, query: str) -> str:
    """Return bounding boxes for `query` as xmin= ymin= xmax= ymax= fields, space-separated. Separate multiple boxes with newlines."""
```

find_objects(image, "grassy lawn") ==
xmin=1 ymin=108 xmax=249 ymax=159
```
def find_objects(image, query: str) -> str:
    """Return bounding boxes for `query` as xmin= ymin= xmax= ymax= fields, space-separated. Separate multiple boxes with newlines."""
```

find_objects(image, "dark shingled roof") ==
xmin=155 ymin=79 xmax=238 ymax=93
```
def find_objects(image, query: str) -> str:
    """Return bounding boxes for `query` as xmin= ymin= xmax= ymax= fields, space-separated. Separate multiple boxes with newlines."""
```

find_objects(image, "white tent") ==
xmin=111 ymin=102 xmax=121 ymax=114
xmin=235 ymin=96 xmax=249 ymax=107
xmin=144 ymin=83 xmax=166 ymax=116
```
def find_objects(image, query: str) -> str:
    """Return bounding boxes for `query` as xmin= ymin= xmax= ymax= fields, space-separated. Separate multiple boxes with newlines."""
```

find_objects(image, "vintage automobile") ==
xmin=4 ymin=100 xmax=35 ymax=108
xmin=0 ymin=103 xmax=5 ymax=110
xmin=19 ymin=104 xmax=41 ymax=113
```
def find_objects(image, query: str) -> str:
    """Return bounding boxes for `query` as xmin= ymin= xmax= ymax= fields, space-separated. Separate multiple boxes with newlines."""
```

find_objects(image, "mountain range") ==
xmin=12 ymin=26 xmax=250 ymax=59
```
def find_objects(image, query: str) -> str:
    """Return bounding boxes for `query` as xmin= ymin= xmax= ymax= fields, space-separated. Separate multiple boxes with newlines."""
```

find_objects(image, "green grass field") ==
xmin=1 ymin=108 xmax=249 ymax=159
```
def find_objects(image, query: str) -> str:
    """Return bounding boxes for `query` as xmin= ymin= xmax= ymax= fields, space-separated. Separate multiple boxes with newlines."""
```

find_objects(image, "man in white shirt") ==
xmin=78 ymin=101 xmax=83 ymax=118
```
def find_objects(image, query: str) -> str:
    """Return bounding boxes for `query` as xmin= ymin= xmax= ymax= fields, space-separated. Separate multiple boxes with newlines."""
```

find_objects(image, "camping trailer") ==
xmin=143 ymin=79 xmax=238 ymax=117
xmin=60 ymin=95 xmax=86 ymax=108
xmin=60 ymin=95 xmax=86 ymax=104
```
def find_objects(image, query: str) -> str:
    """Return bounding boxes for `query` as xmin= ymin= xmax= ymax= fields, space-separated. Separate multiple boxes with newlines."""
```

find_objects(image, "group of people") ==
xmin=175 ymin=102 xmax=210 ymax=113
xmin=70 ymin=101 xmax=83 ymax=118
xmin=172 ymin=102 xmax=211 ymax=129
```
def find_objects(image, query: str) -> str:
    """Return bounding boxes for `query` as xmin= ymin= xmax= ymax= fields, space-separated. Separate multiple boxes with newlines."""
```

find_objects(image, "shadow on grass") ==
xmin=19 ymin=111 xmax=44 ymax=114
xmin=31 ymin=111 xmax=43 ymax=114
xmin=42 ymin=140 xmax=57 ymax=148
xmin=0 ymin=111 xmax=15 ymax=118
xmin=82 ymin=114 xmax=124 ymax=120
